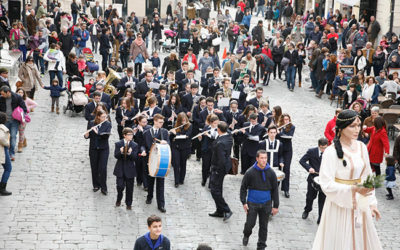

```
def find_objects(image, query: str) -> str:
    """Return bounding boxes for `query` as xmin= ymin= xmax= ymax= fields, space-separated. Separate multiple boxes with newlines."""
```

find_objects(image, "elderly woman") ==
xmin=18 ymin=56 xmax=44 ymax=99
xmin=364 ymin=106 xmax=380 ymax=128
xmin=130 ymin=33 xmax=149 ymax=77
xmin=362 ymin=76 xmax=381 ymax=105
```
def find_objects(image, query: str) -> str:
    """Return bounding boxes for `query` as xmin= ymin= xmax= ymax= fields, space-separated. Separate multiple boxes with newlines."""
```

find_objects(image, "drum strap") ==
xmin=265 ymin=139 xmax=279 ymax=167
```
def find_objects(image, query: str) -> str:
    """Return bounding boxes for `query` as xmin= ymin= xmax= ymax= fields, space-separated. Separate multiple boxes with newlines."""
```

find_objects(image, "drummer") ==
xmin=299 ymin=138 xmax=328 ymax=224
xmin=143 ymin=114 xmax=170 ymax=213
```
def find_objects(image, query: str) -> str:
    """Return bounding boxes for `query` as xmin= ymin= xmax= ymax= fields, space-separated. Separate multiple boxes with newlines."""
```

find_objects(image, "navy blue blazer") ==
xmin=199 ymin=109 xmax=226 ymax=128
xmin=86 ymin=120 xmax=112 ymax=150
xmin=207 ymin=78 xmax=221 ymax=98
xmin=117 ymin=75 xmax=138 ymax=95
xmin=143 ymin=106 xmax=162 ymax=125
xmin=134 ymin=80 xmax=160 ymax=104
xmin=277 ymin=125 xmax=295 ymax=152
xmin=170 ymin=125 xmax=192 ymax=150
xmin=299 ymin=147 xmax=322 ymax=182
xmin=115 ymin=107 xmax=136 ymax=127
xmin=156 ymin=94 xmax=170 ymax=108
xmin=258 ymin=111 xmax=272 ymax=126
xmin=247 ymin=97 xmax=260 ymax=109
xmin=181 ymin=93 xmax=200 ymax=113
xmin=113 ymin=140 xmax=139 ymax=178
xmin=211 ymin=134 xmax=233 ymax=173
xmin=161 ymin=104 xmax=183 ymax=128
xmin=224 ymin=109 xmax=242 ymax=130
xmin=201 ymin=125 xmax=218 ymax=153
xmin=133 ymin=124 xmax=152 ymax=153
xmin=258 ymin=138 xmax=284 ymax=167
xmin=181 ymin=78 xmax=199 ymax=92
xmin=89 ymin=92 xmax=112 ymax=112
xmin=192 ymin=104 xmax=204 ymax=133
xmin=143 ymin=127 xmax=171 ymax=153
xmin=84 ymin=101 xmax=96 ymax=121
xmin=200 ymin=76 xmax=210 ymax=96
xmin=175 ymin=69 xmax=186 ymax=91
xmin=241 ymin=122 xmax=266 ymax=157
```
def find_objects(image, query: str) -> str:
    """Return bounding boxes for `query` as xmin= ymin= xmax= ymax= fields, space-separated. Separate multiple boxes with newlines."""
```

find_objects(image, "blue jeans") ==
xmin=310 ymin=71 xmax=318 ymax=89
xmin=229 ymin=41 xmax=235 ymax=53
xmin=5 ymin=119 xmax=19 ymax=157
xmin=49 ymin=71 xmax=64 ymax=87
xmin=19 ymin=44 xmax=27 ymax=61
xmin=33 ymin=53 xmax=45 ymax=74
xmin=286 ymin=66 xmax=296 ymax=89
xmin=75 ymin=47 xmax=83 ymax=57
xmin=256 ymin=6 xmax=265 ymax=17
xmin=72 ymin=13 xmax=77 ymax=25
xmin=1 ymin=147 xmax=12 ymax=183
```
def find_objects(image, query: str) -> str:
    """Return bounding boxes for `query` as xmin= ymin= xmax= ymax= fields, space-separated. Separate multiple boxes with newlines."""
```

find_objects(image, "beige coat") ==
xmin=18 ymin=63 xmax=43 ymax=92
xmin=222 ymin=61 xmax=240 ymax=76
xmin=129 ymin=41 xmax=149 ymax=62
xmin=0 ymin=125 xmax=10 ymax=164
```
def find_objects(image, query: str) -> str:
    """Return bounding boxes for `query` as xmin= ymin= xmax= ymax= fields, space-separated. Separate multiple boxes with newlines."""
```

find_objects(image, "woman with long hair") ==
xmin=326 ymin=54 xmax=338 ymax=98
xmin=296 ymin=42 xmax=306 ymax=87
xmin=277 ymin=113 xmax=295 ymax=198
xmin=161 ymin=93 xmax=183 ymax=129
xmin=312 ymin=110 xmax=382 ymax=250
xmin=115 ymin=97 xmax=136 ymax=139
xmin=170 ymin=112 xmax=192 ymax=187
xmin=265 ymin=105 xmax=282 ymax=128
xmin=16 ymin=88 xmax=36 ymax=153
xmin=18 ymin=56 xmax=43 ymax=100
xmin=200 ymin=114 xmax=219 ymax=186
xmin=84 ymin=110 xmax=112 ymax=195
xmin=99 ymin=28 xmax=112 ymax=71
xmin=129 ymin=33 xmax=149 ymax=77
xmin=17 ymin=22 xmax=29 ymax=61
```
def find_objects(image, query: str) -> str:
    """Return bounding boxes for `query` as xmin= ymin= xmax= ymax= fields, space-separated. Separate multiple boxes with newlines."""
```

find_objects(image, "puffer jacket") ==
xmin=0 ymin=124 xmax=10 ymax=164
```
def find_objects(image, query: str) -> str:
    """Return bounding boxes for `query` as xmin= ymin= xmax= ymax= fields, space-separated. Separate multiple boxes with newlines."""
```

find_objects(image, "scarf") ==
xmin=253 ymin=162 xmax=270 ymax=182
xmin=135 ymin=38 xmax=144 ymax=46
xmin=144 ymin=232 xmax=163 ymax=250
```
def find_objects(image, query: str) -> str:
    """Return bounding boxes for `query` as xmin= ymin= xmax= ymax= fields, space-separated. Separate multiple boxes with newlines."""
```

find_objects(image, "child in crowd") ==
xmin=77 ymin=54 xmax=87 ymax=73
xmin=42 ymin=79 xmax=67 ymax=114
xmin=385 ymin=155 xmax=396 ymax=200
xmin=149 ymin=51 xmax=161 ymax=69
xmin=85 ymin=78 xmax=95 ymax=96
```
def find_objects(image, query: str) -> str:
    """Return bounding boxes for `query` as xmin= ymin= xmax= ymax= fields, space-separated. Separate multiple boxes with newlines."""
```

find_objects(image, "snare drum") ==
xmin=148 ymin=144 xmax=172 ymax=178
xmin=273 ymin=167 xmax=285 ymax=182
xmin=311 ymin=176 xmax=321 ymax=192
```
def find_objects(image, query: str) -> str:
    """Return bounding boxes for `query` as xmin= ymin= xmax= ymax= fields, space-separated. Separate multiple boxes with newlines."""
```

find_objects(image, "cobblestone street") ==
xmin=0 ymin=5 xmax=399 ymax=250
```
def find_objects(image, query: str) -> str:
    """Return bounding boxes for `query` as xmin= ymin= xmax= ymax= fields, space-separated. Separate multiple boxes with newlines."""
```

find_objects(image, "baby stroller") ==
xmin=178 ymin=38 xmax=190 ymax=58
xmin=162 ymin=30 xmax=177 ymax=53
xmin=82 ymin=48 xmax=99 ymax=74
xmin=63 ymin=76 xmax=89 ymax=116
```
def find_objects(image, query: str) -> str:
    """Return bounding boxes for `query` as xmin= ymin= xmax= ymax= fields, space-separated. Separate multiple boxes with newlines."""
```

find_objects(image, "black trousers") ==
xmin=243 ymin=202 xmax=272 ymax=249
xmin=172 ymin=147 xmax=191 ymax=185
xmin=89 ymin=148 xmax=109 ymax=191
xmin=371 ymin=163 xmax=381 ymax=176
xmin=280 ymin=150 xmax=292 ymax=192
xmin=192 ymin=138 xmax=202 ymax=159
xmin=136 ymin=156 xmax=148 ymax=188
xmin=210 ymin=169 xmax=230 ymax=214
xmin=116 ymin=176 xmax=134 ymax=206
xmin=134 ymin=63 xmax=142 ymax=78
xmin=241 ymin=151 xmax=255 ymax=174
xmin=117 ymin=125 xmax=124 ymax=140
xmin=202 ymin=151 xmax=212 ymax=183
xmin=304 ymin=180 xmax=326 ymax=220
xmin=147 ymin=176 xmax=165 ymax=208
xmin=273 ymin=63 xmax=281 ymax=79
xmin=233 ymin=135 xmax=241 ymax=159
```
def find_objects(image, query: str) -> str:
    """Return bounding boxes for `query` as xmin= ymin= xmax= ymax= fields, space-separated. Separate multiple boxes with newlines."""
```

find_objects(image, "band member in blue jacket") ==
xmin=200 ymin=114 xmax=219 ymax=187
xmin=113 ymin=128 xmax=139 ymax=210
xmin=240 ymin=150 xmax=279 ymax=249
xmin=170 ymin=113 xmax=192 ymax=187
xmin=299 ymin=138 xmax=328 ymax=224
xmin=277 ymin=113 xmax=295 ymax=198
xmin=143 ymin=114 xmax=170 ymax=213
xmin=133 ymin=215 xmax=171 ymax=250
xmin=239 ymin=113 xmax=266 ymax=174
xmin=258 ymin=125 xmax=284 ymax=169
xmin=115 ymin=97 xmax=137 ymax=139
xmin=84 ymin=110 xmax=112 ymax=195
xmin=133 ymin=115 xmax=152 ymax=190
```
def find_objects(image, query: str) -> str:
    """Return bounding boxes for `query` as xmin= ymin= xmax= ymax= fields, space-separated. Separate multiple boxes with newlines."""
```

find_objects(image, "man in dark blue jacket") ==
xmin=113 ymin=128 xmax=139 ymax=210
xmin=240 ymin=149 xmax=279 ymax=249
xmin=133 ymin=215 xmax=171 ymax=250
xmin=299 ymin=138 xmax=328 ymax=224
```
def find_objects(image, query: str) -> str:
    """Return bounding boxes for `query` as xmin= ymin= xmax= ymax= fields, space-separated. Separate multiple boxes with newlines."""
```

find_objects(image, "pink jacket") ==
xmin=25 ymin=98 xmax=37 ymax=112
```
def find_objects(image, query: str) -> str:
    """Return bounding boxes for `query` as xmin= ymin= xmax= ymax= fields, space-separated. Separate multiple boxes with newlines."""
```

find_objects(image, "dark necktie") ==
xmin=320 ymin=152 xmax=323 ymax=159
xmin=270 ymin=142 xmax=274 ymax=148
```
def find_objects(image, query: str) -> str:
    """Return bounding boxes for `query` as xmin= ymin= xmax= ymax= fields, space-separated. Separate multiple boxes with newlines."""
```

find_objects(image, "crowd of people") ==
xmin=0 ymin=0 xmax=399 ymax=249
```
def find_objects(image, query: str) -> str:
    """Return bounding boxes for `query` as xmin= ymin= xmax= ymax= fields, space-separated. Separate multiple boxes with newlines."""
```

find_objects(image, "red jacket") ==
xmin=262 ymin=48 xmax=272 ymax=59
xmin=182 ymin=53 xmax=198 ymax=70
xmin=324 ymin=116 xmax=336 ymax=144
xmin=364 ymin=126 xmax=390 ymax=164
xmin=237 ymin=2 xmax=246 ymax=12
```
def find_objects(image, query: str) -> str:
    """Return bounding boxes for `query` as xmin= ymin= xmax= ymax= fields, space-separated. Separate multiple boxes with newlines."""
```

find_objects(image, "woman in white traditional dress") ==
xmin=312 ymin=110 xmax=382 ymax=250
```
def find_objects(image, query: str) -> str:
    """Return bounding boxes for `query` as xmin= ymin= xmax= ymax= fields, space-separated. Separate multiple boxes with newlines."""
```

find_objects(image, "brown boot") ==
xmin=316 ymin=90 xmax=323 ymax=98
xmin=56 ymin=107 xmax=60 ymax=114
xmin=299 ymin=81 xmax=302 ymax=88
xmin=329 ymin=94 xmax=335 ymax=100
xmin=23 ymin=138 xmax=27 ymax=147
xmin=17 ymin=142 xmax=23 ymax=153
xmin=51 ymin=107 xmax=54 ymax=112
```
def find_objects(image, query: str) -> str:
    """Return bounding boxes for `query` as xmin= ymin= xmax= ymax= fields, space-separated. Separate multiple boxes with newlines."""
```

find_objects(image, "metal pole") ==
xmin=22 ymin=0 xmax=26 ymax=25
xmin=390 ymin=0 xmax=395 ymax=34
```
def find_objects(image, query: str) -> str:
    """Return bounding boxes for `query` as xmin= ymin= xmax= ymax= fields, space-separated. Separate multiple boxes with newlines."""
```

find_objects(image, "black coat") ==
xmin=161 ymin=104 xmax=183 ymax=128
xmin=199 ymin=109 xmax=226 ymax=128
xmin=86 ymin=120 xmax=112 ymax=150
xmin=84 ymin=102 xmax=96 ymax=121
xmin=134 ymin=80 xmax=160 ymax=105
xmin=0 ymin=92 xmax=28 ymax=114
xmin=241 ymin=123 xmax=266 ymax=157
xmin=299 ymin=147 xmax=322 ymax=182
xmin=156 ymin=95 xmax=169 ymax=108
xmin=99 ymin=33 xmax=112 ymax=54
xmin=133 ymin=124 xmax=152 ymax=153
xmin=170 ymin=125 xmax=192 ymax=150
xmin=181 ymin=93 xmax=200 ymax=113
xmin=211 ymin=134 xmax=233 ymax=173
xmin=115 ymin=107 xmax=136 ymax=127
xmin=117 ymin=75 xmax=138 ymax=97
xmin=143 ymin=127 xmax=170 ymax=153
xmin=162 ymin=57 xmax=181 ymax=75
xmin=113 ymin=140 xmax=139 ymax=178
xmin=247 ymin=97 xmax=260 ymax=109
xmin=59 ymin=32 xmax=74 ymax=56
xmin=258 ymin=138 xmax=284 ymax=167
xmin=66 ymin=59 xmax=80 ymax=77
xmin=151 ymin=20 xmax=164 ymax=39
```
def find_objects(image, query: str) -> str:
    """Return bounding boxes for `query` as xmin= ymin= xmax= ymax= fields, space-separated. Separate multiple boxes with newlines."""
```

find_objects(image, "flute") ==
xmin=263 ymin=122 xmax=292 ymax=138
xmin=130 ymin=110 xmax=150 ymax=121
xmin=83 ymin=119 xmax=108 ymax=137
xmin=169 ymin=123 xmax=188 ymax=134
xmin=192 ymin=129 xmax=212 ymax=140
xmin=231 ymin=125 xmax=251 ymax=134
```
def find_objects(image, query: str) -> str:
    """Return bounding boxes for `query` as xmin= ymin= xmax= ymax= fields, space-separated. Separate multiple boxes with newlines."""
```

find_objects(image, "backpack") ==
xmin=283 ymin=6 xmax=293 ymax=17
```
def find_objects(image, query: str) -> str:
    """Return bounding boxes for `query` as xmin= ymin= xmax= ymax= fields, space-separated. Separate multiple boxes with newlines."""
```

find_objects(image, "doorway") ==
xmin=146 ymin=0 xmax=160 ymax=18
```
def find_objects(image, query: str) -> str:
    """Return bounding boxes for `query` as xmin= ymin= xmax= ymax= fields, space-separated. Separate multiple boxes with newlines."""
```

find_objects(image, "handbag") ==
xmin=12 ymin=106 xmax=31 ymax=123
xmin=212 ymin=36 xmax=222 ymax=46
xmin=228 ymin=157 xmax=239 ymax=175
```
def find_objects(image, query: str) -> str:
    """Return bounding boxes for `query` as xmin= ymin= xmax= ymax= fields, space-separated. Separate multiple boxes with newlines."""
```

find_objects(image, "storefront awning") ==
xmin=335 ymin=0 xmax=360 ymax=6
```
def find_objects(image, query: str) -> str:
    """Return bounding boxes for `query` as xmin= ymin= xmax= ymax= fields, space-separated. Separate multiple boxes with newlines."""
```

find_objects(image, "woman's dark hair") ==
xmin=0 ymin=112 xmax=7 ymax=124
xmin=386 ymin=155 xmax=396 ymax=166
xmin=168 ymin=93 xmax=181 ymax=107
xmin=16 ymin=88 xmax=27 ymax=100
xmin=373 ymin=116 xmax=386 ymax=130
xmin=334 ymin=110 xmax=360 ymax=167
xmin=25 ymin=56 xmax=34 ymax=62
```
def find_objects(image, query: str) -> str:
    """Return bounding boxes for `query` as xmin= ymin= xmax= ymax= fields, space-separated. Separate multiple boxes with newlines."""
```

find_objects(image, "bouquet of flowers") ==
xmin=360 ymin=174 xmax=385 ymax=188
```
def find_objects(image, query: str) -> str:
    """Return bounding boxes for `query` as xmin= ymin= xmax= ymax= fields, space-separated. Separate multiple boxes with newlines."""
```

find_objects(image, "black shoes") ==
xmin=126 ymin=205 xmax=132 ymax=210
xmin=208 ymin=211 xmax=224 ymax=218
xmin=317 ymin=217 xmax=321 ymax=224
xmin=115 ymin=201 xmax=121 ymax=207
xmin=302 ymin=211 xmax=309 ymax=219
xmin=284 ymin=191 xmax=290 ymax=198
xmin=0 ymin=182 xmax=11 ymax=196
xmin=158 ymin=207 xmax=166 ymax=213
xmin=101 ymin=190 xmax=108 ymax=195
xmin=223 ymin=211 xmax=233 ymax=221
xmin=175 ymin=184 xmax=179 ymax=188
xmin=387 ymin=195 xmax=394 ymax=200
xmin=242 ymin=235 xmax=249 ymax=246
xmin=93 ymin=187 xmax=100 ymax=192
xmin=146 ymin=199 xmax=152 ymax=204
xmin=201 ymin=181 xmax=206 ymax=187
